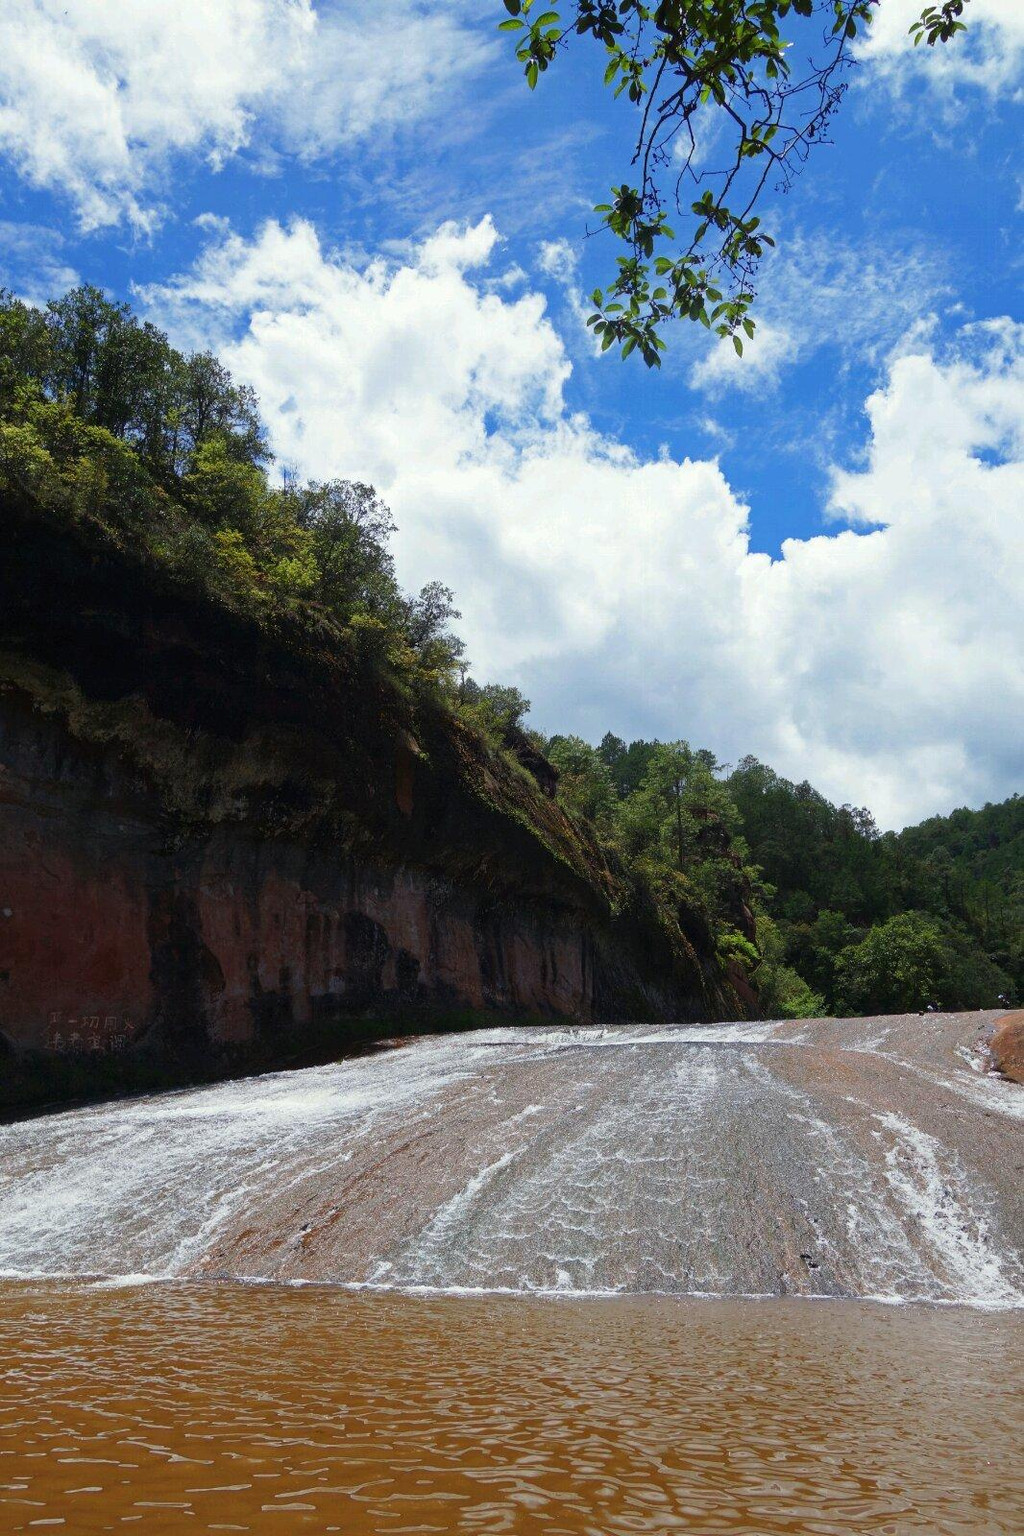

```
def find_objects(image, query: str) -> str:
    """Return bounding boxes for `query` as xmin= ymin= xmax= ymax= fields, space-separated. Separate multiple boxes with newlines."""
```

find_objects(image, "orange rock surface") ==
xmin=990 ymin=1011 xmax=1024 ymax=1084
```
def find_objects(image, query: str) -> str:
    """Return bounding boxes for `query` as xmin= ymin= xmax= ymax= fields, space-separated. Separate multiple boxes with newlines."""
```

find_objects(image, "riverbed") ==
xmin=0 ymin=1014 xmax=1020 ymax=1300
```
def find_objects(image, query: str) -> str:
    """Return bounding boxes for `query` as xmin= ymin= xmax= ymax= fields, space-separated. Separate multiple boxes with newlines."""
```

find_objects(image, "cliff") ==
xmin=0 ymin=492 xmax=743 ymax=1108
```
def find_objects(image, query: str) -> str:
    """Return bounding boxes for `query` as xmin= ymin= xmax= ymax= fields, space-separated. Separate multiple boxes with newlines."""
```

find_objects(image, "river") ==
xmin=1 ymin=1013 xmax=1021 ymax=1531
xmin=1 ymin=1282 xmax=1021 ymax=1533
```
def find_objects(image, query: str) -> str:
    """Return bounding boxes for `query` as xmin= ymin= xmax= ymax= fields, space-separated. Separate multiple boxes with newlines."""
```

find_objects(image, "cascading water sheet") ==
xmin=0 ymin=1012 xmax=1020 ymax=1305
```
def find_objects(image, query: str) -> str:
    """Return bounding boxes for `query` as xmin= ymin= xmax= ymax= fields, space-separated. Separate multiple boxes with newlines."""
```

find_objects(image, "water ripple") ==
xmin=0 ymin=1281 xmax=1020 ymax=1533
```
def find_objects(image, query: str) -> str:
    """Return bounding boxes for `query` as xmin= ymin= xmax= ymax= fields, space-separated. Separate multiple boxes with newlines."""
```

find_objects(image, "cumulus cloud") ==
xmin=689 ymin=321 xmax=798 ymax=396
xmin=858 ymin=0 xmax=1024 ymax=100
xmin=0 ymin=0 xmax=491 ymax=230
xmin=142 ymin=217 xmax=1023 ymax=828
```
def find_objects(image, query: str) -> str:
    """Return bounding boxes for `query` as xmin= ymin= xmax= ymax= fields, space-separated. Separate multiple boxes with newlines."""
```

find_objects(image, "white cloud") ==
xmin=859 ymin=0 xmax=1024 ymax=100
xmin=0 ymin=222 xmax=79 ymax=302
xmin=0 ymin=1 xmax=491 ymax=230
xmin=537 ymin=239 xmax=578 ymax=286
xmin=697 ymin=416 xmax=735 ymax=449
xmin=670 ymin=99 xmax=728 ymax=171
xmin=687 ymin=230 xmax=950 ymax=397
xmin=690 ymin=320 xmax=798 ymax=395
xmin=142 ymin=217 xmax=1023 ymax=828
xmin=830 ymin=318 xmax=1024 ymax=522
xmin=536 ymin=236 xmax=597 ymax=350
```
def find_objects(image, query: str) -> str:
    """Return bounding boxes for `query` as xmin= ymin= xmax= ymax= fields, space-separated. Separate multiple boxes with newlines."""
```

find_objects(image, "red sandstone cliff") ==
xmin=1 ymin=688 xmax=599 ymax=1057
xmin=0 ymin=498 xmax=741 ymax=1105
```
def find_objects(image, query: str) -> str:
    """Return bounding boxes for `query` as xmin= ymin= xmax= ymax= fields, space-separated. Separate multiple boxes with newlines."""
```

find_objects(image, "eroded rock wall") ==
xmin=0 ymin=693 xmax=596 ymax=1063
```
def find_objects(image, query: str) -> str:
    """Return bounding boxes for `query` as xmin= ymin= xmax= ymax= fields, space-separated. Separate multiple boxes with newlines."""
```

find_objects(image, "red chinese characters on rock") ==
xmin=46 ymin=1012 xmax=137 ymax=1054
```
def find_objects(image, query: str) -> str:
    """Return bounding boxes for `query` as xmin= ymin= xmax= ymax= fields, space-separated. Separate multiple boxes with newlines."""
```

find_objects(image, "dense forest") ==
xmin=542 ymin=733 xmax=1020 ymax=1014
xmin=2 ymin=285 xmax=1019 ymax=1019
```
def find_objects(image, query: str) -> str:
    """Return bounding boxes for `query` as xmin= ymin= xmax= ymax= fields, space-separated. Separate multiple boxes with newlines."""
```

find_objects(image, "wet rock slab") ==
xmin=0 ymin=1012 xmax=1020 ymax=1305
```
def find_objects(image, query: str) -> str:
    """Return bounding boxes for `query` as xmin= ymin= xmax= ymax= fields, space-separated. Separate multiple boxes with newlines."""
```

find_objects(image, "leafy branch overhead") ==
xmin=910 ymin=0 xmax=970 ymax=47
xmin=499 ymin=0 xmax=973 ymax=364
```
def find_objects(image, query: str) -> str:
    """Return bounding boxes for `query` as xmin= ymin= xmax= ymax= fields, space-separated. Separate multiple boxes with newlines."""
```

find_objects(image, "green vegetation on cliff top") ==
xmin=2 ymin=285 xmax=1018 ymax=1020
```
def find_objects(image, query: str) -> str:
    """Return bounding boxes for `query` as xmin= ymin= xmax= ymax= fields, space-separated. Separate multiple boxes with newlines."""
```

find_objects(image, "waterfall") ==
xmin=1 ymin=1014 xmax=1020 ymax=1305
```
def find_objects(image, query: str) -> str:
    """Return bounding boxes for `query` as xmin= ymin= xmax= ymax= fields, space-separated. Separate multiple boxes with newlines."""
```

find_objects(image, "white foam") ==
xmin=1 ymin=1022 xmax=1020 ymax=1307
xmin=874 ymin=1112 xmax=1024 ymax=1308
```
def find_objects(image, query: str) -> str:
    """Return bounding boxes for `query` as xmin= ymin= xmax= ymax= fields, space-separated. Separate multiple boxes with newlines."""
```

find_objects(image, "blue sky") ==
xmin=1 ymin=0 xmax=1021 ymax=826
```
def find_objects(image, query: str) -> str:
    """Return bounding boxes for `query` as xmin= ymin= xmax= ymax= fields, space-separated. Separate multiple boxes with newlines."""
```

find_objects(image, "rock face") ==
xmin=0 ymin=502 xmax=741 ymax=1102
xmin=991 ymin=1012 xmax=1024 ymax=1084
xmin=0 ymin=691 xmax=608 ymax=1065
xmin=1 ymin=1014 xmax=1020 ymax=1303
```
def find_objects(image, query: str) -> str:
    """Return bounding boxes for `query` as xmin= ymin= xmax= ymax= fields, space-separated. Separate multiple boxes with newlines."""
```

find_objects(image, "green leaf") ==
xmin=498 ymin=18 xmax=524 ymax=30
xmin=502 ymin=0 xmax=521 ymax=13
xmin=526 ymin=59 xmax=539 ymax=87
xmin=732 ymin=334 xmax=744 ymax=357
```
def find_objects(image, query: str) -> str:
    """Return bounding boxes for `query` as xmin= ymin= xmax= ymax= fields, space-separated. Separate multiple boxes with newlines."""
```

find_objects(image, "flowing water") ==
xmin=0 ymin=1014 xmax=1021 ymax=1301
xmin=1 ymin=1014 xmax=1022 ymax=1532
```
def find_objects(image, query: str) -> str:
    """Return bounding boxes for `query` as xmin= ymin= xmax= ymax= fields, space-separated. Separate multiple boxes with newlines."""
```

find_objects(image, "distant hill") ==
xmin=724 ymin=760 xmax=1021 ymax=1014
xmin=543 ymin=733 xmax=1021 ymax=1017
xmin=896 ymin=795 xmax=1024 ymax=897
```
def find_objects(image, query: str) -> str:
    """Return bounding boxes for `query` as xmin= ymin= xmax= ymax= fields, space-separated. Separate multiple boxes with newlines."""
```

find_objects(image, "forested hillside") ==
xmin=541 ymin=733 xmax=1020 ymax=1016
xmin=726 ymin=761 xmax=1021 ymax=1015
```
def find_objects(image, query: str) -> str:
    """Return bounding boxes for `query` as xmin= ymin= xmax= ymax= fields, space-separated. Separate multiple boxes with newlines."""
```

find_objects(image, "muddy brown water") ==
xmin=1 ymin=1280 xmax=1021 ymax=1534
